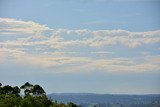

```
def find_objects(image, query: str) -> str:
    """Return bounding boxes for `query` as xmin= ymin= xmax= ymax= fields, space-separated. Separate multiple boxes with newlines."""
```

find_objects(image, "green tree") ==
xmin=20 ymin=95 xmax=52 ymax=107
xmin=0 ymin=82 xmax=79 ymax=107
xmin=67 ymin=102 xmax=78 ymax=107
xmin=0 ymin=94 xmax=22 ymax=107
xmin=20 ymin=95 xmax=43 ymax=107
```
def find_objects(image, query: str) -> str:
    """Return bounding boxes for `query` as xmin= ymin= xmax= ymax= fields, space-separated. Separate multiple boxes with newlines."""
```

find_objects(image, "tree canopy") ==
xmin=0 ymin=82 xmax=79 ymax=107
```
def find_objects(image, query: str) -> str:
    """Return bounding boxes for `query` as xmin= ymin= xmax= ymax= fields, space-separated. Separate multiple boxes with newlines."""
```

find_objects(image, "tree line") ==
xmin=0 ymin=82 xmax=78 ymax=107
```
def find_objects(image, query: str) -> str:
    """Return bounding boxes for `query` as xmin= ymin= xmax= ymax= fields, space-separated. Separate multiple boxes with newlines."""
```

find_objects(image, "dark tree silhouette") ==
xmin=0 ymin=83 xmax=2 ymax=94
xmin=2 ymin=85 xmax=13 ymax=94
xmin=32 ymin=84 xmax=45 ymax=96
xmin=20 ymin=82 xmax=33 ymax=96
xmin=12 ymin=86 xmax=20 ymax=95
xmin=0 ymin=85 xmax=20 ymax=95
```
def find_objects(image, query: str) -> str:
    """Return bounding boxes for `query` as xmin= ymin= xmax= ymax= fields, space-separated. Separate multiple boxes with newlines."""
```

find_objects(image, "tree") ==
xmin=0 ymin=85 xmax=20 ymax=95
xmin=0 ymin=82 xmax=79 ymax=107
xmin=32 ymin=84 xmax=45 ymax=96
xmin=0 ymin=83 xmax=2 ymax=94
xmin=20 ymin=95 xmax=53 ymax=107
xmin=67 ymin=102 xmax=78 ymax=107
xmin=13 ymin=86 xmax=20 ymax=95
xmin=0 ymin=94 xmax=22 ymax=107
xmin=20 ymin=95 xmax=43 ymax=107
xmin=2 ymin=85 xmax=13 ymax=94
xmin=21 ymin=82 xmax=33 ymax=96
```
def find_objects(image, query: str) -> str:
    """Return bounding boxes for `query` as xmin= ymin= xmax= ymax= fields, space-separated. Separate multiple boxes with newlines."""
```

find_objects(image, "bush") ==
xmin=0 ymin=94 xmax=22 ymax=107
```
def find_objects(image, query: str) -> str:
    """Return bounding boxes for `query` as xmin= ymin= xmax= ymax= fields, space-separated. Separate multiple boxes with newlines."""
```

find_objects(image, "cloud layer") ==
xmin=0 ymin=18 xmax=160 ymax=73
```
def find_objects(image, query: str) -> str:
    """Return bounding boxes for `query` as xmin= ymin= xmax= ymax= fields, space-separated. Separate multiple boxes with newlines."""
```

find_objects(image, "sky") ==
xmin=0 ymin=0 xmax=160 ymax=94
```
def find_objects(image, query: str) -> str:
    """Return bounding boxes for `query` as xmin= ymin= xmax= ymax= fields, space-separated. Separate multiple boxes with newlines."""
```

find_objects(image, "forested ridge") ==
xmin=49 ymin=93 xmax=160 ymax=107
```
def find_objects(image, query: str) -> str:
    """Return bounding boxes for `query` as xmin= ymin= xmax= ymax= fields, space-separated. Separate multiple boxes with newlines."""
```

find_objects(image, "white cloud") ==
xmin=0 ymin=18 xmax=160 ymax=73
xmin=0 ymin=47 xmax=159 ymax=73
xmin=63 ymin=56 xmax=160 ymax=73
xmin=83 ymin=29 xmax=160 ymax=47
xmin=0 ymin=18 xmax=50 ymax=35
xmin=1 ymin=18 xmax=160 ymax=49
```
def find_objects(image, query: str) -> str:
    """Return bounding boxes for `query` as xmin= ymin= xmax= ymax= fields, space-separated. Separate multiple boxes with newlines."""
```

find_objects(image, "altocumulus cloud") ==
xmin=0 ymin=18 xmax=160 ymax=73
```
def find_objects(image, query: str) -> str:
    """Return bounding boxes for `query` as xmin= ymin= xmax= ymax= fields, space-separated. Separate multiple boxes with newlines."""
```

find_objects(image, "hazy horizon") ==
xmin=0 ymin=0 xmax=160 ymax=95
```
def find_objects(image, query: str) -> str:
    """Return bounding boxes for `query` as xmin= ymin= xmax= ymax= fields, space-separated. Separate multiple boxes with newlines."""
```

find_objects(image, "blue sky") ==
xmin=0 ymin=0 xmax=160 ymax=94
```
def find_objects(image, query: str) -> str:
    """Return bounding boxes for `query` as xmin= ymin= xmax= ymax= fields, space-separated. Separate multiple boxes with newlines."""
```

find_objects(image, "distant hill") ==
xmin=48 ymin=93 xmax=160 ymax=107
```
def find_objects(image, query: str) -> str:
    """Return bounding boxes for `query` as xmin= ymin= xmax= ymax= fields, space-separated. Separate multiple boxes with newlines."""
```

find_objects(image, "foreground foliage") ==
xmin=0 ymin=82 xmax=78 ymax=107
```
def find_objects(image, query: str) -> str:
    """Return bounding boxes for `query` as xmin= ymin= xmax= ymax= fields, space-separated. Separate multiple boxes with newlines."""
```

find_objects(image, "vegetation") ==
xmin=0 ymin=82 xmax=79 ymax=107
xmin=1 ymin=82 xmax=160 ymax=107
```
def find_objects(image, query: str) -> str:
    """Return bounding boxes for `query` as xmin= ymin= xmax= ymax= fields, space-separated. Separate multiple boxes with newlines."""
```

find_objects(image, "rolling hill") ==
xmin=48 ymin=93 xmax=160 ymax=107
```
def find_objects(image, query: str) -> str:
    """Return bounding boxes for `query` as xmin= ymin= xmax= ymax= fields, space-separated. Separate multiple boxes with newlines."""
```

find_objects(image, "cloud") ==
xmin=0 ymin=18 xmax=50 ymax=35
xmin=1 ymin=18 xmax=160 ymax=49
xmin=0 ymin=18 xmax=160 ymax=73
xmin=1 ymin=18 xmax=160 ymax=50
xmin=1 ymin=47 xmax=159 ymax=73
xmin=60 ymin=56 xmax=160 ymax=73
xmin=83 ymin=29 xmax=160 ymax=47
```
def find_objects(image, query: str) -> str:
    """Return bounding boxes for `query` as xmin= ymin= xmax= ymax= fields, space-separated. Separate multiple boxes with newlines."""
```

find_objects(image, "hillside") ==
xmin=48 ymin=93 xmax=160 ymax=107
